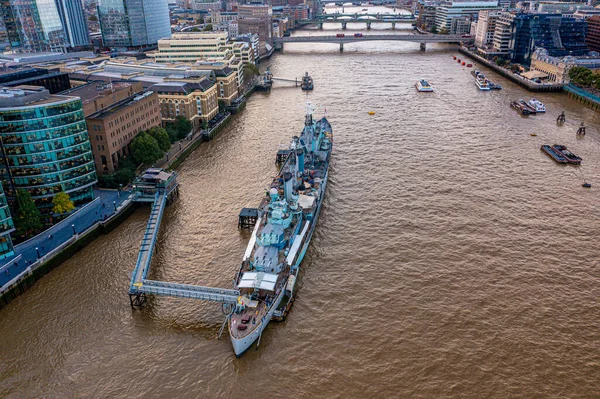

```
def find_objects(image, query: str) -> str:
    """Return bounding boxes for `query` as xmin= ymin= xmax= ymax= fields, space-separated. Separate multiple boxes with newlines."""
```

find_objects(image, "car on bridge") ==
xmin=354 ymin=33 xmax=363 ymax=37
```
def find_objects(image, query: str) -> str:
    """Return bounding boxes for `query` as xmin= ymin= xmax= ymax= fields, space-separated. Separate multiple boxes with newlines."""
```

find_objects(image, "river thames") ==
xmin=1 ymin=19 xmax=600 ymax=399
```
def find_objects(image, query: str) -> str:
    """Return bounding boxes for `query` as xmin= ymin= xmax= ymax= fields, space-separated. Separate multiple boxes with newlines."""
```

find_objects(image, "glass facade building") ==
xmin=0 ymin=87 xmax=97 ymax=211
xmin=0 ymin=183 xmax=15 ymax=260
xmin=98 ymin=0 xmax=171 ymax=49
xmin=509 ymin=13 xmax=588 ymax=66
xmin=0 ymin=0 xmax=89 ymax=52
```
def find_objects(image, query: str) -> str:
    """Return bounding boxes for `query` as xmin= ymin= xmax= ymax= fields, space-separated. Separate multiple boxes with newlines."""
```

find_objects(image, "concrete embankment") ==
xmin=458 ymin=47 xmax=564 ymax=93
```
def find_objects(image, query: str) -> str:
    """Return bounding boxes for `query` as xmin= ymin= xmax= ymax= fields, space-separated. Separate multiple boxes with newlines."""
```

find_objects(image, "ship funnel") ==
xmin=296 ymin=149 xmax=304 ymax=173
xmin=283 ymin=172 xmax=293 ymax=203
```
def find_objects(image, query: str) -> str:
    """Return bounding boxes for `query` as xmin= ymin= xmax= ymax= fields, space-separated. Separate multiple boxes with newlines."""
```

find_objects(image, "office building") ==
xmin=86 ymin=91 xmax=162 ymax=174
xmin=0 ymin=68 xmax=70 ymax=94
xmin=98 ymin=0 xmax=171 ymax=49
xmin=475 ymin=10 xmax=499 ymax=48
xmin=149 ymin=80 xmax=218 ymax=129
xmin=0 ymin=184 xmax=14 ymax=260
xmin=0 ymin=0 xmax=90 ymax=52
xmin=586 ymin=15 xmax=600 ymax=53
xmin=238 ymin=4 xmax=273 ymax=57
xmin=434 ymin=1 xmax=499 ymax=33
xmin=509 ymin=13 xmax=588 ymax=65
xmin=0 ymin=86 xmax=97 ymax=210
xmin=55 ymin=0 xmax=91 ymax=49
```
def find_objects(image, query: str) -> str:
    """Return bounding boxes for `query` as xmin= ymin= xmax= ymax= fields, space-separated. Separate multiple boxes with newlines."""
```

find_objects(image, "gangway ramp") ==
xmin=129 ymin=190 xmax=168 ymax=292
xmin=138 ymin=280 xmax=240 ymax=303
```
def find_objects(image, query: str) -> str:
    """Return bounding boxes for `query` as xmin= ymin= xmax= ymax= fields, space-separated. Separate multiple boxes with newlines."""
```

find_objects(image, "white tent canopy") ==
xmin=237 ymin=272 xmax=278 ymax=291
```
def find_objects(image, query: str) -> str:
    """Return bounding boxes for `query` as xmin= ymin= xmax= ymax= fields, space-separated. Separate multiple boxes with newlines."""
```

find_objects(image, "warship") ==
xmin=229 ymin=107 xmax=332 ymax=356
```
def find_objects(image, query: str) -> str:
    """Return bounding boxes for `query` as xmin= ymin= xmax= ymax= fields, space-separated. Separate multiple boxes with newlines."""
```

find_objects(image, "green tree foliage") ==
xmin=148 ymin=127 xmax=171 ymax=152
xmin=569 ymin=66 xmax=599 ymax=88
xmin=15 ymin=189 xmax=42 ymax=236
xmin=203 ymin=23 xmax=213 ymax=31
xmin=165 ymin=116 xmax=193 ymax=142
xmin=52 ymin=192 xmax=75 ymax=215
xmin=430 ymin=25 xmax=438 ymax=34
xmin=130 ymin=132 xmax=164 ymax=165
xmin=97 ymin=157 xmax=137 ymax=189
xmin=88 ymin=15 xmax=98 ymax=22
xmin=244 ymin=62 xmax=260 ymax=76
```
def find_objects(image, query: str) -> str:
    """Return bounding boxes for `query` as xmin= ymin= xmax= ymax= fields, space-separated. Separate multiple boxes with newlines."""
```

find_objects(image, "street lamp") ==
xmin=71 ymin=224 xmax=76 ymax=235
xmin=35 ymin=247 xmax=40 ymax=259
xmin=113 ymin=201 xmax=117 ymax=211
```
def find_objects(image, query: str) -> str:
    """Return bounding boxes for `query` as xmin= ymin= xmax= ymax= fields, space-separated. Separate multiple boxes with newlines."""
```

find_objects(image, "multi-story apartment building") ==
xmin=150 ymin=80 xmax=219 ymax=129
xmin=434 ymin=0 xmax=499 ymax=33
xmin=86 ymin=91 xmax=162 ymax=174
xmin=0 ymin=86 xmax=97 ymax=211
xmin=98 ymin=0 xmax=171 ymax=49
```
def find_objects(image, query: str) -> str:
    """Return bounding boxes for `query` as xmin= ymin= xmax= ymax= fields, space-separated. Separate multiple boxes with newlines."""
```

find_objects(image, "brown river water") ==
xmin=2 ymin=26 xmax=600 ymax=398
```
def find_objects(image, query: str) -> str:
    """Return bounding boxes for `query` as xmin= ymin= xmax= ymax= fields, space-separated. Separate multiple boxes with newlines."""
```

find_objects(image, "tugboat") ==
xmin=510 ymin=101 xmax=531 ymax=115
xmin=527 ymin=99 xmax=546 ymax=113
xmin=415 ymin=79 xmax=434 ymax=92
xmin=229 ymin=106 xmax=332 ymax=356
xmin=552 ymin=145 xmax=582 ymax=165
xmin=301 ymin=72 xmax=313 ymax=91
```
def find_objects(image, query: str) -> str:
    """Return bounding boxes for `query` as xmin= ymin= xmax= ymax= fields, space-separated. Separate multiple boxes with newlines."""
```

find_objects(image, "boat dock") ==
xmin=128 ymin=168 xmax=239 ymax=308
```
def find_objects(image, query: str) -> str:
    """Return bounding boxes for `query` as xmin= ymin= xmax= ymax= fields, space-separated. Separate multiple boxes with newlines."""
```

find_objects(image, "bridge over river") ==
xmin=274 ymin=34 xmax=465 ymax=52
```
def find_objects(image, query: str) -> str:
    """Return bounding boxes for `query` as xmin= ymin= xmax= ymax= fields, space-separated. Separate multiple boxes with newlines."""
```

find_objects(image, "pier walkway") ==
xmin=127 ymin=170 xmax=239 ymax=307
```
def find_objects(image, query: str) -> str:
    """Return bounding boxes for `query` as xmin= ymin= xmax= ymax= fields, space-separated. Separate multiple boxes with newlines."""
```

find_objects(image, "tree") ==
xmin=439 ymin=27 xmax=448 ymax=35
xmin=52 ymin=192 xmax=75 ymax=215
xmin=130 ymin=132 xmax=164 ymax=165
xmin=203 ymin=23 xmax=213 ymax=31
xmin=15 ymin=189 xmax=42 ymax=236
xmin=148 ymin=127 xmax=171 ymax=152
xmin=244 ymin=62 xmax=260 ymax=76
xmin=165 ymin=116 xmax=192 ymax=142
xmin=88 ymin=15 xmax=98 ymax=22
xmin=430 ymin=25 xmax=438 ymax=34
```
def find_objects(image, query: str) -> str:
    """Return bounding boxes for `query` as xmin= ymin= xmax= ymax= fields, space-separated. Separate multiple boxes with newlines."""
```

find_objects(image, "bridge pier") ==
xmin=366 ymin=22 xmax=371 ymax=30
xmin=341 ymin=22 xmax=347 ymax=30
xmin=340 ymin=42 xmax=344 ymax=52
xmin=318 ymin=21 xmax=323 ymax=29
xmin=420 ymin=42 xmax=426 ymax=51
xmin=129 ymin=292 xmax=147 ymax=309
xmin=392 ymin=21 xmax=396 ymax=30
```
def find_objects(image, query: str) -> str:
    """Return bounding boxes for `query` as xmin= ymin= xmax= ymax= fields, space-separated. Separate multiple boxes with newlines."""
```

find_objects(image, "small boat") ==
xmin=583 ymin=183 xmax=592 ymax=188
xmin=519 ymin=99 xmax=537 ymax=114
xmin=527 ymin=99 xmax=546 ymax=113
xmin=415 ymin=79 xmax=434 ymax=92
xmin=541 ymin=145 xmax=568 ymax=164
xmin=510 ymin=101 xmax=531 ymax=115
xmin=466 ymin=63 xmax=473 ymax=67
xmin=368 ymin=111 xmax=375 ymax=115
xmin=552 ymin=145 xmax=581 ymax=165
xmin=301 ymin=72 xmax=313 ymax=91
xmin=530 ymin=133 xmax=537 ymax=136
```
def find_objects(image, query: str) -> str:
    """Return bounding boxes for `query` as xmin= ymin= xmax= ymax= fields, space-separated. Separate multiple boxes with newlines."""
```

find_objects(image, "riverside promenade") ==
xmin=0 ymin=189 xmax=130 ymax=295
